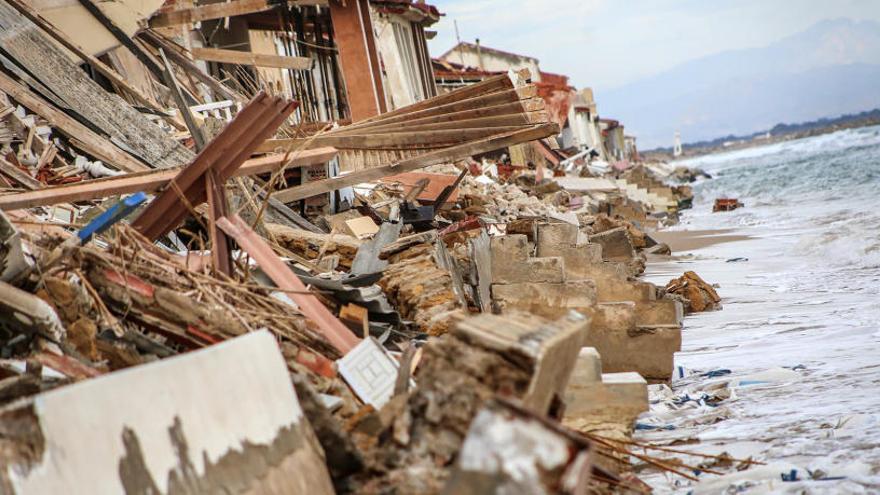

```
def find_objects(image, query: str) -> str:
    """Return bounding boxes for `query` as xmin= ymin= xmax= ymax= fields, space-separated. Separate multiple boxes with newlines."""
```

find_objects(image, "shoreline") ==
xmin=649 ymin=228 xmax=751 ymax=252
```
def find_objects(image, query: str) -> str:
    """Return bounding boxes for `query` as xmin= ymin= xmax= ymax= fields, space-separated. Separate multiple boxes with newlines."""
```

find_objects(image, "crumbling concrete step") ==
xmin=563 ymin=349 xmax=649 ymax=431
xmin=585 ymin=302 xmax=681 ymax=382
xmin=635 ymin=298 xmax=684 ymax=327
xmin=491 ymin=280 xmax=597 ymax=317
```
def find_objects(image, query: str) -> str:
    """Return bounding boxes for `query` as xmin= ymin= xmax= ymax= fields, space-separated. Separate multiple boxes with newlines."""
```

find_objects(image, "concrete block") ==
xmin=492 ymin=280 xmax=597 ymax=315
xmin=573 ymin=263 xmax=655 ymax=303
xmin=635 ymin=298 xmax=683 ymax=327
xmin=563 ymin=371 xmax=648 ymax=429
xmin=454 ymin=311 xmax=589 ymax=414
xmin=493 ymin=256 xmax=566 ymax=284
xmin=492 ymin=235 xmax=569 ymax=284
xmin=589 ymin=226 xmax=636 ymax=262
xmin=0 ymin=331 xmax=334 ymax=495
xmin=536 ymin=222 xmax=603 ymax=268
xmin=585 ymin=302 xmax=681 ymax=382
xmin=570 ymin=347 xmax=603 ymax=385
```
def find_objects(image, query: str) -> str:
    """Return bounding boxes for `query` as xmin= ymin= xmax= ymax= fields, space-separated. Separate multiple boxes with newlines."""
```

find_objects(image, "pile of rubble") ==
xmin=0 ymin=1 xmax=735 ymax=493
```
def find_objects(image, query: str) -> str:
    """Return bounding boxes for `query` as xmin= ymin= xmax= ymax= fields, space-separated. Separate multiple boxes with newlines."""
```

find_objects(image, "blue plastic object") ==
xmin=76 ymin=192 xmax=147 ymax=244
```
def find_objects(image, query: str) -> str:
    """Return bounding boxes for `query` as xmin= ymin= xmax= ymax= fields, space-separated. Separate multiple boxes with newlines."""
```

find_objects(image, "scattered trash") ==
xmin=713 ymin=198 xmax=744 ymax=212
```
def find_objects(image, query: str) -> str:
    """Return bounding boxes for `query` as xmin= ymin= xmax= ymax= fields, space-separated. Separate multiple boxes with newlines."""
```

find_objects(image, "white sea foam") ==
xmin=640 ymin=126 xmax=880 ymax=493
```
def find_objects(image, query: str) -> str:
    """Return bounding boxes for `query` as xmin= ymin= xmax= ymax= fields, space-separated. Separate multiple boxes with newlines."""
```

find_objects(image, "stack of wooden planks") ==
xmin=265 ymin=70 xmax=560 ymax=203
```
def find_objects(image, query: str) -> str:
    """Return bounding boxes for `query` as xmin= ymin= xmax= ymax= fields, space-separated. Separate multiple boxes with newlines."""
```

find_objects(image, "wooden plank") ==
xmin=340 ymin=88 xmax=531 ymax=134
xmin=140 ymin=31 xmax=244 ymax=103
xmin=272 ymin=123 xmax=558 ymax=203
xmin=0 ymin=2 xmax=193 ymax=169
xmin=0 ymin=71 xmax=149 ymax=173
xmin=262 ymin=126 xmax=529 ymax=150
xmin=2 ymin=0 xmax=183 ymax=130
xmin=192 ymin=47 xmax=313 ymax=70
xmin=352 ymin=72 xmax=515 ymax=127
xmin=319 ymin=99 xmax=545 ymax=140
xmin=0 ymin=147 xmax=338 ymax=210
xmin=0 ymin=157 xmax=42 ymax=190
xmin=149 ymin=0 xmax=329 ymax=27
xmin=158 ymin=48 xmax=206 ymax=150
xmin=149 ymin=0 xmax=273 ymax=27
xmin=332 ymin=111 xmax=549 ymax=135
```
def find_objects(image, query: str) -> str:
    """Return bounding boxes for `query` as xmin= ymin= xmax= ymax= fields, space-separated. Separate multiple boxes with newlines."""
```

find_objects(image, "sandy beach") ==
xmin=649 ymin=229 xmax=751 ymax=252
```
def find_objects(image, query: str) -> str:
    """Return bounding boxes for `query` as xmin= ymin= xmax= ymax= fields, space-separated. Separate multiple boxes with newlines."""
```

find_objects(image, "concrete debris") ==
xmin=0 ymin=331 xmax=335 ymax=495
xmin=666 ymin=271 xmax=723 ymax=313
xmin=0 ymin=4 xmax=730 ymax=491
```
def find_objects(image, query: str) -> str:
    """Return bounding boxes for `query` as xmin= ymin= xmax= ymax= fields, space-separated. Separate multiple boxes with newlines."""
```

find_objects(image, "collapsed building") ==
xmin=0 ymin=1 xmax=704 ymax=493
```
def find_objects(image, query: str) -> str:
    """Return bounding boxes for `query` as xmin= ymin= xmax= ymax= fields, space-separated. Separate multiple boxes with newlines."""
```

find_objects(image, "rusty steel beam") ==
xmin=216 ymin=214 xmax=360 ymax=355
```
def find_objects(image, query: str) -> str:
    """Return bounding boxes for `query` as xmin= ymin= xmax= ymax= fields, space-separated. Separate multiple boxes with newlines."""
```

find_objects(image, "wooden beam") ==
xmin=261 ymin=126 xmax=529 ymax=150
xmin=330 ymin=110 xmax=549 ymax=135
xmin=192 ymin=47 xmax=313 ymax=70
xmin=0 ymin=157 xmax=42 ymax=190
xmin=0 ymin=148 xmax=338 ymax=211
xmin=158 ymin=48 xmax=206 ymax=150
xmin=3 ymin=0 xmax=184 ymax=131
xmin=272 ymin=124 xmax=559 ymax=203
xmin=150 ymin=0 xmax=276 ymax=28
xmin=352 ymin=72 xmax=515 ymax=127
xmin=140 ymin=31 xmax=244 ymax=104
xmin=341 ymin=87 xmax=533 ymax=133
xmin=0 ymin=71 xmax=149 ymax=173
xmin=332 ymin=99 xmax=545 ymax=137
xmin=75 ymin=0 xmax=165 ymax=80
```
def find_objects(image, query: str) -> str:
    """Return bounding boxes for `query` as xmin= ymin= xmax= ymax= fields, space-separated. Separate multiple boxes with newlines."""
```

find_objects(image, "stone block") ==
xmin=635 ymin=298 xmax=683 ymax=327
xmin=535 ymin=222 xmax=603 ymax=269
xmin=569 ymin=347 xmax=603 ymax=385
xmin=492 ymin=280 xmax=597 ymax=315
xmin=585 ymin=302 xmax=681 ymax=382
xmin=589 ymin=226 xmax=636 ymax=262
xmin=492 ymin=235 xmax=568 ymax=284
xmin=563 ymin=371 xmax=648 ymax=429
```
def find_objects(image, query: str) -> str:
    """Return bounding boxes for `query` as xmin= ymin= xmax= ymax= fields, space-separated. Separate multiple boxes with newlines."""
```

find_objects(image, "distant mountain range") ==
xmin=598 ymin=18 xmax=880 ymax=149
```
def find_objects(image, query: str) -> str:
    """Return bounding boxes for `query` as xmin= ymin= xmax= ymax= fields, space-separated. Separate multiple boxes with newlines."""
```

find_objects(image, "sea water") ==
xmin=642 ymin=126 xmax=880 ymax=493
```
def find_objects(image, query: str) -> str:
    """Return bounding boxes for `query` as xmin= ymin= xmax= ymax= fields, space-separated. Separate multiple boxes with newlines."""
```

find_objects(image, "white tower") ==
xmin=673 ymin=131 xmax=683 ymax=157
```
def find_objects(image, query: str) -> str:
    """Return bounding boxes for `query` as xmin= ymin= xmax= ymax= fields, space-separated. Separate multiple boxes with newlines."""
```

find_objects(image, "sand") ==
xmin=649 ymin=228 xmax=750 ymax=252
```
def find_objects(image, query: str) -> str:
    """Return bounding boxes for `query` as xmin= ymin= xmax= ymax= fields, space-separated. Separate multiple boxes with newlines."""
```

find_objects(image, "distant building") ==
xmin=439 ymin=41 xmax=542 ymax=82
xmin=560 ymin=88 xmax=607 ymax=160
xmin=600 ymin=118 xmax=626 ymax=161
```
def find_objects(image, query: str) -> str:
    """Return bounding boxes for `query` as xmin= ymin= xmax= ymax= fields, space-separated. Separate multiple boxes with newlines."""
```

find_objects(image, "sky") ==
xmin=426 ymin=0 xmax=880 ymax=93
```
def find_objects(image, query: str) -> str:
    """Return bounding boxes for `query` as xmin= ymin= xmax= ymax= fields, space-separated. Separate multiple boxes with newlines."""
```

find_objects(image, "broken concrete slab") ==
xmin=589 ymin=226 xmax=636 ymax=263
xmin=563 ymin=368 xmax=648 ymax=434
xmin=0 ymin=330 xmax=335 ymax=495
xmin=490 ymin=234 xmax=566 ymax=284
xmin=585 ymin=302 xmax=681 ymax=383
